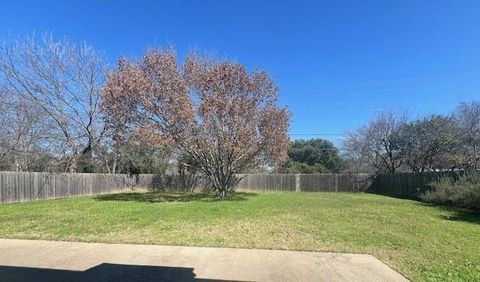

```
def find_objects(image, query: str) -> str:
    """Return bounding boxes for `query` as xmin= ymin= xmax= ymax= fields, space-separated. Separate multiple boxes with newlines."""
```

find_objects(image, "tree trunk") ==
xmin=69 ymin=153 xmax=79 ymax=173
xmin=219 ymin=189 xmax=227 ymax=198
xmin=69 ymin=142 xmax=93 ymax=173
xmin=207 ymin=172 xmax=241 ymax=198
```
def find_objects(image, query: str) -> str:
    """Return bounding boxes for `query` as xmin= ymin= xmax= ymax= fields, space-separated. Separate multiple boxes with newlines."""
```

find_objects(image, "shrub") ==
xmin=422 ymin=173 xmax=480 ymax=211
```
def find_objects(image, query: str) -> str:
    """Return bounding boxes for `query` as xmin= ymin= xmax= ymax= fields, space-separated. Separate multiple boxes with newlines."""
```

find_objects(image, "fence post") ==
xmin=335 ymin=174 xmax=339 ymax=192
xmin=295 ymin=174 xmax=300 ymax=192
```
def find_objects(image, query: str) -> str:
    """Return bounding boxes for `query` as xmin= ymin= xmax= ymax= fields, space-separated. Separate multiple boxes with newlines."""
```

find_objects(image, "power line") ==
xmin=289 ymin=133 xmax=347 ymax=136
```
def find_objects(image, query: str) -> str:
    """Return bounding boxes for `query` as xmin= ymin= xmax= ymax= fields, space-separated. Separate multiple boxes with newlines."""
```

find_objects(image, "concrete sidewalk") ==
xmin=0 ymin=239 xmax=408 ymax=282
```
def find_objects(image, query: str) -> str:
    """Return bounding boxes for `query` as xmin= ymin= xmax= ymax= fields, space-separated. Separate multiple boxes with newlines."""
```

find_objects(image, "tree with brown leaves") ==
xmin=102 ymin=48 xmax=290 ymax=197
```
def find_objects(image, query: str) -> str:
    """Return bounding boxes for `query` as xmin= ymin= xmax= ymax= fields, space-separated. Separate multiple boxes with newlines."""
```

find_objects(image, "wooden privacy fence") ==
xmin=1 ymin=171 xmax=462 ymax=204
xmin=235 ymin=173 xmax=371 ymax=192
xmin=0 ymin=172 xmax=371 ymax=204
xmin=2 ymin=171 xmax=465 ymax=204
xmin=0 ymin=172 xmax=202 ymax=204
xmin=367 ymin=171 xmax=463 ymax=198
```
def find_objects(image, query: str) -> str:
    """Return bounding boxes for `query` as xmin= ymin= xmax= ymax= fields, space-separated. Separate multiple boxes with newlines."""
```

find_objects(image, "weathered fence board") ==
xmin=0 ymin=172 xmax=371 ymax=204
xmin=236 ymin=174 xmax=298 ymax=192
xmin=367 ymin=171 xmax=462 ymax=198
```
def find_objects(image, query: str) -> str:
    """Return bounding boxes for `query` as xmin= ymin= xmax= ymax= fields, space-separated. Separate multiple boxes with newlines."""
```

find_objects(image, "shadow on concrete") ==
xmin=0 ymin=263 xmax=247 ymax=282
xmin=94 ymin=191 xmax=256 ymax=204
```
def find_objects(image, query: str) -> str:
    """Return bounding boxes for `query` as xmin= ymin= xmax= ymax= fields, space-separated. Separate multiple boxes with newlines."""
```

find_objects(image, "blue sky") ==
xmin=1 ymin=1 xmax=480 ymax=146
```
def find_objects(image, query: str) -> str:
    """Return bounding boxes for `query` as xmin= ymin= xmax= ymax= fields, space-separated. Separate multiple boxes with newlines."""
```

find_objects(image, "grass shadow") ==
xmin=94 ymin=191 xmax=257 ymax=204
xmin=366 ymin=191 xmax=422 ymax=201
xmin=435 ymin=205 xmax=480 ymax=224
xmin=368 ymin=192 xmax=480 ymax=224
xmin=415 ymin=201 xmax=480 ymax=224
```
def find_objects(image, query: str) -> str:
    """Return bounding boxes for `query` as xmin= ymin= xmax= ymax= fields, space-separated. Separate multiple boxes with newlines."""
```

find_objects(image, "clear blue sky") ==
xmin=2 ymin=1 xmax=480 ymax=146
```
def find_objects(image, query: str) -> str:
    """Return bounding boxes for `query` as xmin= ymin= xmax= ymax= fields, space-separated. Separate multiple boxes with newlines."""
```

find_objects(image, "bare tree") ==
xmin=0 ymin=93 xmax=54 ymax=171
xmin=397 ymin=115 xmax=458 ymax=172
xmin=454 ymin=100 xmax=480 ymax=170
xmin=102 ymin=48 xmax=290 ymax=197
xmin=0 ymin=88 xmax=12 ymax=165
xmin=0 ymin=34 xmax=107 ymax=172
xmin=344 ymin=111 xmax=407 ymax=174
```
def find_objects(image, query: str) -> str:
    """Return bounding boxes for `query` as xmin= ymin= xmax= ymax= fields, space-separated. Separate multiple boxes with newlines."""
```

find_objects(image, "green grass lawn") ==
xmin=0 ymin=192 xmax=479 ymax=281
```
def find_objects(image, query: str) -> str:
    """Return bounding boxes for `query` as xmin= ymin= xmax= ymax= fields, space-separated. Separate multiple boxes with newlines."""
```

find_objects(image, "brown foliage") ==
xmin=102 ymin=48 xmax=290 ymax=196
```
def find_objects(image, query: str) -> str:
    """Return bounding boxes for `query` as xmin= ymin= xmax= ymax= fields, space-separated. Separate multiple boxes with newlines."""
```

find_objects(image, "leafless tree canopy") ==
xmin=454 ymin=101 xmax=480 ymax=170
xmin=344 ymin=112 xmax=408 ymax=174
xmin=0 ymin=34 xmax=107 ymax=172
xmin=397 ymin=115 xmax=458 ymax=172
xmin=344 ymin=103 xmax=480 ymax=174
